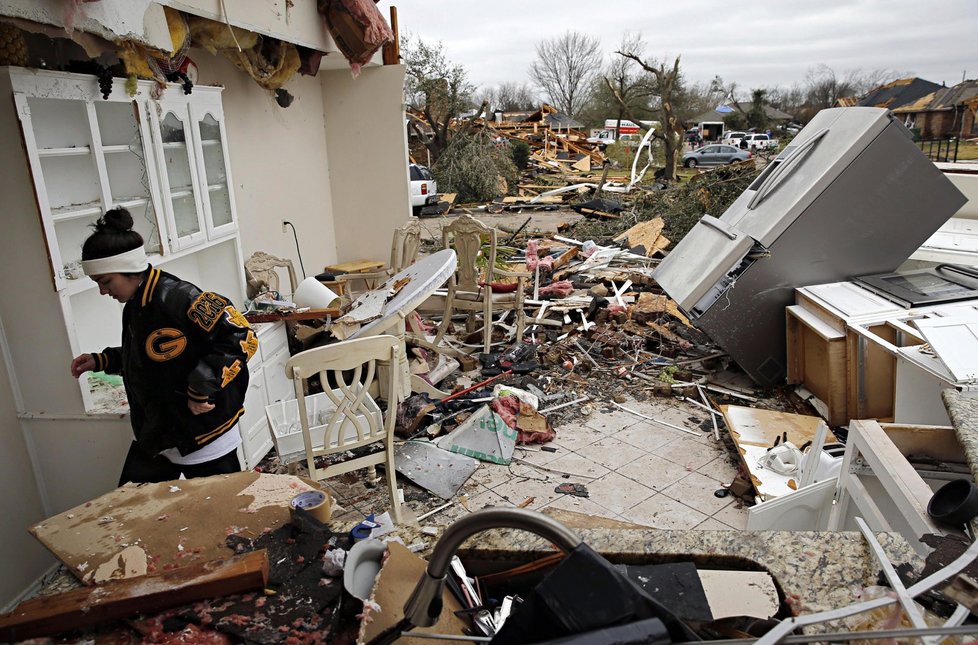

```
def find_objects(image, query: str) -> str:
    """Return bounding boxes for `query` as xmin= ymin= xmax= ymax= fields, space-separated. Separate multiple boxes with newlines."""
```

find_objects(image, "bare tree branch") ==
xmin=529 ymin=31 xmax=603 ymax=118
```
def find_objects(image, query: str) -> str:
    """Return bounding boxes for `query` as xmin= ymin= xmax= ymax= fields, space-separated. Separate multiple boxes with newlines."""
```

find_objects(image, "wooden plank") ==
xmin=571 ymin=155 xmax=591 ymax=172
xmin=324 ymin=259 xmax=386 ymax=274
xmin=578 ymin=207 xmax=619 ymax=220
xmin=613 ymin=218 xmax=666 ymax=255
xmin=245 ymin=308 xmax=341 ymax=323
xmin=0 ymin=551 xmax=269 ymax=642
xmin=551 ymin=246 xmax=579 ymax=270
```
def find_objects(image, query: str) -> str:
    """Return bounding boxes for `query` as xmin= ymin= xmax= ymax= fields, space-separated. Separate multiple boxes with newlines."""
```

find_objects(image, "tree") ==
xmin=798 ymin=64 xmax=906 ymax=121
xmin=747 ymin=88 xmax=768 ymax=130
xmin=403 ymin=38 xmax=476 ymax=163
xmin=477 ymin=82 xmax=538 ymax=114
xmin=605 ymin=52 xmax=684 ymax=182
xmin=529 ymin=31 xmax=603 ymax=118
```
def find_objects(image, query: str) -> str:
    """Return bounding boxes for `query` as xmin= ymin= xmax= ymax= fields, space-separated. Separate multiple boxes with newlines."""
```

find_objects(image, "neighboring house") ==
xmin=0 ymin=0 xmax=411 ymax=608
xmin=857 ymin=77 xmax=943 ymax=110
xmin=692 ymin=102 xmax=795 ymax=127
xmin=893 ymin=79 xmax=978 ymax=139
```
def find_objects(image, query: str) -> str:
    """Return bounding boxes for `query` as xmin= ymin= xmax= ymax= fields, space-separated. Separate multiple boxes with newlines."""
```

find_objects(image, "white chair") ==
xmin=285 ymin=335 xmax=403 ymax=523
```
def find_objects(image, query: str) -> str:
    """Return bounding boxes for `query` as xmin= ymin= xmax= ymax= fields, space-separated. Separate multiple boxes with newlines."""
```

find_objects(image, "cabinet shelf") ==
xmin=207 ymin=183 xmax=226 ymax=193
xmin=102 ymin=144 xmax=134 ymax=154
xmin=162 ymin=141 xmax=188 ymax=149
xmin=37 ymin=146 xmax=91 ymax=158
xmin=51 ymin=201 xmax=102 ymax=222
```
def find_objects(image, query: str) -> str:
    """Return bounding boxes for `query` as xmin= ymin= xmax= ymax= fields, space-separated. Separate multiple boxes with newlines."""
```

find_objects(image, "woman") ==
xmin=70 ymin=208 xmax=258 ymax=485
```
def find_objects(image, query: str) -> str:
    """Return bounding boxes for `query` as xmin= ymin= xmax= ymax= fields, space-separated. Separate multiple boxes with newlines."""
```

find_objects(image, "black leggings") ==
xmin=118 ymin=440 xmax=241 ymax=486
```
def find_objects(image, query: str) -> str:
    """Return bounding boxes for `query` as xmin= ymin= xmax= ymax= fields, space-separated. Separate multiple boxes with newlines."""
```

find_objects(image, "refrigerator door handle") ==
xmin=747 ymin=128 xmax=829 ymax=210
xmin=700 ymin=214 xmax=739 ymax=240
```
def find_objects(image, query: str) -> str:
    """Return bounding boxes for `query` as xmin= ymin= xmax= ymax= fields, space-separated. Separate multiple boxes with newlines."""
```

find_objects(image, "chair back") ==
xmin=442 ymin=213 xmax=497 ymax=291
xmin=244 ymin=251 xmax=298 ymax=299
xmin=390 ymin=219 xmax=422 ymax=273
xmin=285 ymin=335 xmax=400 ymax=458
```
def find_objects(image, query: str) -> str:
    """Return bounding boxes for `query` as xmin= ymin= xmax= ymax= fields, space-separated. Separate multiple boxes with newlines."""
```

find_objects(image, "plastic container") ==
xmin=927 ymin=478 xmax=978 ymax=526
xmin=265 ymin=389 xmax=382 ymax=461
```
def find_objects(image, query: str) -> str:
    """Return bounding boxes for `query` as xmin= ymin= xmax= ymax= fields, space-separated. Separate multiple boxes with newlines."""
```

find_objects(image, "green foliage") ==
xmin=432 ymin=131 xmax=518 ymax=203
xmin=510 ymin=140 xmax=531 ymax=170
xmin=566 ymin=163 xmax=760 ymax=245
xmin=747 ymin=89 xmax=768 ymax=130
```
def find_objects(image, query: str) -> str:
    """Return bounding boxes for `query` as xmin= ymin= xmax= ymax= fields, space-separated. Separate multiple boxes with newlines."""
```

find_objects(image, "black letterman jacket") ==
xmin=92 ymin=267 xmax=259 ymax=456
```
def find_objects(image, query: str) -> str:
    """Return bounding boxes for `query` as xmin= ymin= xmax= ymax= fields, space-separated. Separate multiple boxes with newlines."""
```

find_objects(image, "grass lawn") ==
xmin=955 ymin=140 xmax=978 ymax=161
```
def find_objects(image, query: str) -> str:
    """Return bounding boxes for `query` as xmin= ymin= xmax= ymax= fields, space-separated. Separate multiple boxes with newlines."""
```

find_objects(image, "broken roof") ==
xmin=857 ymin=77 xmax=942 ymax=110
xmin=893 ymin=79 xmax=978 ymax=113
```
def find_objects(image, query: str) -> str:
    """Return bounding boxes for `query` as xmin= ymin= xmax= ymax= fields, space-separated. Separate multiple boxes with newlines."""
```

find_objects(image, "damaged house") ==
xmin=0 ymin=0 xmax=416 ymax=607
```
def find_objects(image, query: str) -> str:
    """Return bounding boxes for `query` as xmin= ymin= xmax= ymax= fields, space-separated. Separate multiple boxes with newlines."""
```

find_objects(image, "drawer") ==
xmin=263 ymin=346 xmax=294 ymax=406
xmin=256 ymin=321 xmax=288 ymax=361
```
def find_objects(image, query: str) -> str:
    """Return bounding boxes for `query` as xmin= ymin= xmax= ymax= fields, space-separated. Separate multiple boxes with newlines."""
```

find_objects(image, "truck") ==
xmin=587 ymin=119 xmax=658 ymax=146
xmin=742 ymin=133 xmax=779 ymax=151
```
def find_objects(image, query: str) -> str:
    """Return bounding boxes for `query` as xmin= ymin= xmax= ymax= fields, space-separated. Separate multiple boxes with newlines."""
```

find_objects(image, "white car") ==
xmin=409 ymin=163 xmax=438 ymax=215
xmin=722 ymin=131 xmax=747 ymax=146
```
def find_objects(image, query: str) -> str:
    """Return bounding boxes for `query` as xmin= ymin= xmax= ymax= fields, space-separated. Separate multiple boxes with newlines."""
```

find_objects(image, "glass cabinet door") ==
xmin=93 ymin=101 xmax=164 ymax=257
xmin=155 ymin=107 xmax=206 ymax=250
xmin=193 ymin=109 xmax=237 ymax=237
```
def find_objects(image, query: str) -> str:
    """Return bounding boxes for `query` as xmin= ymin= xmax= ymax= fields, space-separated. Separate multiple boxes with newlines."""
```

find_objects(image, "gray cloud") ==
xmin=379 ymin=0 xmax=977 ymax=93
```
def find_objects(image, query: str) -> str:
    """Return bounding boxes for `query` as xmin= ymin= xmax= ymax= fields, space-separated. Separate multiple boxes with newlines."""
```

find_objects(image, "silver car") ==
xmin=682 ymin=144 xmax=752 ymax=168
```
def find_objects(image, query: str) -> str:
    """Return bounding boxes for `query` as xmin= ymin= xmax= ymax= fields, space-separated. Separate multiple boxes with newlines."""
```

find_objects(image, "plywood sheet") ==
xmin=721 ymin=405 xmax=837 ymax=501
xmin=30 ymin=472 xmax=320 ymax=584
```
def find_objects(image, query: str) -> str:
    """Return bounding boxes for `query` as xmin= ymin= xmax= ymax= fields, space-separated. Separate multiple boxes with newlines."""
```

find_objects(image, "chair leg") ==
xmin=366 ymin=465 xmax=379 ymax=487
xmin=385 ymin=441 xmax=403 ymax=523
xmin=483 ymin=296 xmax=493 ymax=353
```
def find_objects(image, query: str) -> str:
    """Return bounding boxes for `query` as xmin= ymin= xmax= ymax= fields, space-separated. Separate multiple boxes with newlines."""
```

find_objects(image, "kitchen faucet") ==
xmin=365 ymin=508 xmax=582 ymax=644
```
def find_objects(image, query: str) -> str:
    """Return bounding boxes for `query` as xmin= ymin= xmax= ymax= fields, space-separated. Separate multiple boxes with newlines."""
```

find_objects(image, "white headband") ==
xmin=81 ymin=247 xmax=149 ymax=276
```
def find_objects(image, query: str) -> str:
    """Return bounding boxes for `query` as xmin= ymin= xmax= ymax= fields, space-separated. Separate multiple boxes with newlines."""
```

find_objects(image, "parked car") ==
xmin=409 ymin=163 xmax=438 ymax=215
xmin=722 ymin=131 xmax=747 ymax=146
xmin=682 ymin=144 xmax=751 ymax=168
xmin=743 ymin=133 xmax=779 ymax=151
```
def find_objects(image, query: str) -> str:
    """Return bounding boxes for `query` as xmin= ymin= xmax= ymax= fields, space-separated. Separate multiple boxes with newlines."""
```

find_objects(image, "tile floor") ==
xmin=322 ymin=395 xmax=750 ymax=531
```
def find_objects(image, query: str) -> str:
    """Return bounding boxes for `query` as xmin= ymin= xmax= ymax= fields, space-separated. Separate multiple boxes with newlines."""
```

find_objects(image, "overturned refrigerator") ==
xmin=654 ymin=107 xmax=967 ymax=387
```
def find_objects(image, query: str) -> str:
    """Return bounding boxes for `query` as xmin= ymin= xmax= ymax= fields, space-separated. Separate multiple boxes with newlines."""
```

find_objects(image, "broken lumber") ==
xmin=577 ymin=207 xmax=619 ymax=220
xmin=0 ymin=550 xmax=270 ymax=642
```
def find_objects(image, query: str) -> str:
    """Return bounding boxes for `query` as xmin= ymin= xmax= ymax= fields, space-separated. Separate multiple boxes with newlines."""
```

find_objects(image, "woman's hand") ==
xmin=188 ymin=400 xmax=216 ymax=415
xmin=70 ymin=354 xmax=96 ymax=379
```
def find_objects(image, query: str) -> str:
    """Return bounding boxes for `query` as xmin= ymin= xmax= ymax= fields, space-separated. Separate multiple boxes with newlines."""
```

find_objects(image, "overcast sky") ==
xmin=377 ymin=0 xmax=977 ymax=98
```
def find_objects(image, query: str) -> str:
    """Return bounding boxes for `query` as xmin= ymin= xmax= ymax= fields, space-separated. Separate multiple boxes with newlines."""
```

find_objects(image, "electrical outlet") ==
xmin=281 ymin=220 xmax=289 ymax=233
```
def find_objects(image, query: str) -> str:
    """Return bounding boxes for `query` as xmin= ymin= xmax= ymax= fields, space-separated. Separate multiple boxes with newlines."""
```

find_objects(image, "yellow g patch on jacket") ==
xmin=145 ymin=328 xmax=187 ymax=361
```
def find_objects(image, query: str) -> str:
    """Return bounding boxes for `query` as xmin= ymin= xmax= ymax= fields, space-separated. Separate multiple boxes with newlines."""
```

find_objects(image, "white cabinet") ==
xmin=0 ymin=66 xmax=258 ymax=434
xmin=237 ymin=322 xmax=290 ymax=469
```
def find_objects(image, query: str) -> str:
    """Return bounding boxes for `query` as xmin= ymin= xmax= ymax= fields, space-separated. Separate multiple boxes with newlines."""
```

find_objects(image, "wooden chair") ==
xmin=244 ymin=251 xmax=298 ymax=300
xmin=285 ymin=335 xmax=403 ymax=523
xmin=433 ymin=214 xmax=529 ymax=352
xmin=332 ymin=218 xmax=423 ymax=296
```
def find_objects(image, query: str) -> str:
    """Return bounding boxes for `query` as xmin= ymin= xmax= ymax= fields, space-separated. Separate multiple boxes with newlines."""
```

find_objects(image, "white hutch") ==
xmin=0 ymin=67 xmax=283 ymax=471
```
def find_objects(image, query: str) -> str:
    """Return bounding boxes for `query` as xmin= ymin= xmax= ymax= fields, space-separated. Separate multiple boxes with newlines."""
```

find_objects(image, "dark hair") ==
xmin=81 ymin=208 xmax=144 ymax=261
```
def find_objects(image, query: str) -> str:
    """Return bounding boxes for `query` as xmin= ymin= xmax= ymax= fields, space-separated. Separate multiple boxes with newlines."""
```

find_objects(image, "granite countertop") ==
xmin=446 ymin=526 xmax=922 ymax=621
xmin=943 ymin=388 xmax=978 ymax=484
